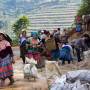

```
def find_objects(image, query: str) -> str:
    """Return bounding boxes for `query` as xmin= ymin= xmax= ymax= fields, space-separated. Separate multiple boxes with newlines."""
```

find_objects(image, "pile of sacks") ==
xmin=50 ymin=70 xmax=90 ymax=90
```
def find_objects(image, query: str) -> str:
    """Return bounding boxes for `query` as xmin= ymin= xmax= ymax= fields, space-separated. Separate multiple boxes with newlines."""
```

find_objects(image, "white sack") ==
xmin=66 ymin=70 xmax=90 ymax=82
xmin=25 ymin=57 xmax=37 ymax=64
xmin=83 ymin=50 xmax=90 ymax=60
xmin=24 ymin=63 xmax=38 ymax=78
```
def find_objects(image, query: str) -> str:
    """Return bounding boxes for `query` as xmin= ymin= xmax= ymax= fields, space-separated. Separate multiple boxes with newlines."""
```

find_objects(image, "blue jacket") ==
xmin=59 ymin=46 xmax=72 ymax=61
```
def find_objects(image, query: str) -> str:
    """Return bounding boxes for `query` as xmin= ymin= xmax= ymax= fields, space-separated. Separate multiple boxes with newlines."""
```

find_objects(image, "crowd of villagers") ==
xmin=19 ymin=28 xmax=90 ymax=66
xmin=0 ymin=27 xmax=90 ymax=87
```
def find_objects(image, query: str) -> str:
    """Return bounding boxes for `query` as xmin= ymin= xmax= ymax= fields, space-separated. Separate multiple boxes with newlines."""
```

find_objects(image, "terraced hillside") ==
xmin=0 ymin=0 xmax=81 ymax=36
xmin=26 ymin=0 xmax=81 ymax=31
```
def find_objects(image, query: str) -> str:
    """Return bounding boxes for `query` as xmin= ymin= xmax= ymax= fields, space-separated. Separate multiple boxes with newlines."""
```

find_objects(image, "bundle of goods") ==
xmin=24 ymin=57 xmax=39 ymax=80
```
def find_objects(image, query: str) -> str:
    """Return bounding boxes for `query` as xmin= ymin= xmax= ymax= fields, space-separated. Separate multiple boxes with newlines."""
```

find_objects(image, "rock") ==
xmin=50 ymin=70 xmax=90 ymax=90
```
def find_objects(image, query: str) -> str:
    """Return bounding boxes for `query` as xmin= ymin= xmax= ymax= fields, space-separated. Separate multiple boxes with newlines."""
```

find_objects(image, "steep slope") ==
xmin=0 ymin=0 xmax=81 ymax=36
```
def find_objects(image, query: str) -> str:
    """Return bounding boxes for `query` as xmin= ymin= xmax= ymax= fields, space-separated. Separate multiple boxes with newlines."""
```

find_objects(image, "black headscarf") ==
xmin=0 ymin=33 xmax=12 ymax=45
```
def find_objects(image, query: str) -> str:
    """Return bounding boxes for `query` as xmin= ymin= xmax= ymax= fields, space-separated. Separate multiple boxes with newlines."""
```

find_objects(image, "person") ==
xmin=47 ymin=35 xmax=60 ymax=60
xmin=59 ymin=43 xmax=73 ymax=65
xmin=53 ymin=28 xmax=61 ymax=50
xmin=40 ymin=31 xmax=46 ymax=46
xmin=0 ymin=33 xmax=15 ymax=87
xmin=74 ymin=37 xmax=85 ymax=62
xmin=61 ymin=29 xmax=69 ymax=44
xmin=26 ymin=35 xmax=41 ymax=64
xmin=19 ymin=31 xmax=27 ymax=64
xmin=83 ymin=34 xmax=90 ymax=49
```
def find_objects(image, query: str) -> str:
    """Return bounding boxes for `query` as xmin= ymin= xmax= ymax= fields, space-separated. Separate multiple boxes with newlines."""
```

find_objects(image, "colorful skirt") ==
xmin=0 ymin=55 xmax=13 ymax=79
xmin=26 ymin=52 xmax=41 ymax=63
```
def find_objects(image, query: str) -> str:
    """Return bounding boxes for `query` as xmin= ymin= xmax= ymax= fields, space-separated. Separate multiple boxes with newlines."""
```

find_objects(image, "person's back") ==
xmin=60 ymin=44 xmax=72 ymax=64
xmin=74 ymin=38 xmax=85 ymax=62
xmin=75 ymin=39 xmax=81 ymax=47
xmin=75 ymin=38 xmax=86 ymax=51
xmin=45 ymin=36 xmax=56 ymax=51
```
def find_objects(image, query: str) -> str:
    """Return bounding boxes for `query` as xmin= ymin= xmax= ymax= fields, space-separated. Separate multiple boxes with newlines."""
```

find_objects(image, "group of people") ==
xmin=0 ymin=28 xmax=90 ymax=87
xmin=19 ymin=28 xmax=90 ymax=66
xmin=19 ymin=28 xmax=68 ymax=64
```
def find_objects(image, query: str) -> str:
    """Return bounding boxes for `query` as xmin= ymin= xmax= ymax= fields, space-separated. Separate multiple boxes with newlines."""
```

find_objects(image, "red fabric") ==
xmin=26 ymin=52 xmax=41 ymax=63
xmin=0 ymin=64 xmax=13 ymax=79
xmin=0 ymin=64 xmax=13 ymax=72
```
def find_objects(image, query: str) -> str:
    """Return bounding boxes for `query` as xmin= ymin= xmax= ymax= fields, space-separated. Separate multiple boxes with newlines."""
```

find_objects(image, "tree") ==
xmin=12 ymin=16 xmax=29 ymax=37
xmin=77 ymin=0 xmax=90 ymax=16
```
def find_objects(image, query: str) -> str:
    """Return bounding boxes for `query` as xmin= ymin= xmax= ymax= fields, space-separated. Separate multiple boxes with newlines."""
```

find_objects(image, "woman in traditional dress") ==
xmin=26 ymin=35 xmax=41 ymax=64
xmin=19 ymin=31 xmax=27 ymax=64
xmin=0 ymin=33 xmax=15 ymax=87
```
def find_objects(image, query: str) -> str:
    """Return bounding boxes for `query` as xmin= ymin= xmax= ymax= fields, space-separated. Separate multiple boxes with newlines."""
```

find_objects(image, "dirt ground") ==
xmin=0 ymin=53 xmax=90 ymax=90
xmin=2 ymin=29 xmax=89 ymax=90
xmin=0 ymin=58 xmax=48 ymax=90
